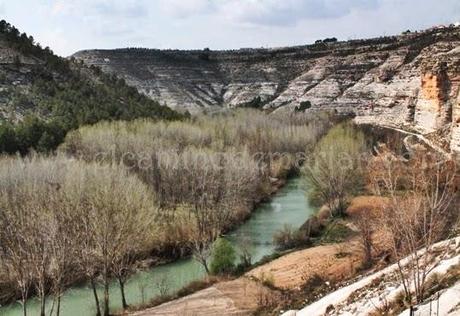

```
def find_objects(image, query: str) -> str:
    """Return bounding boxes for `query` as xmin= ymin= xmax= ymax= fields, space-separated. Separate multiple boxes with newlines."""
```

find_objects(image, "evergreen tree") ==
xmin=210 ymin=238 xmax=236 ymax=275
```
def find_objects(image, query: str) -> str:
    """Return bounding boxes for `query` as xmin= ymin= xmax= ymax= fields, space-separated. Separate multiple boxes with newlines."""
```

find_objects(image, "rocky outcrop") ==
xmin=73 ymin=26 xmax=460 ymax=152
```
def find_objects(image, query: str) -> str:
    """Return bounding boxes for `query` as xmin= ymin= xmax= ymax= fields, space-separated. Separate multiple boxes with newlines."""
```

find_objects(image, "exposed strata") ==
xmin=73 ymin=26 xmax=460 ymax=152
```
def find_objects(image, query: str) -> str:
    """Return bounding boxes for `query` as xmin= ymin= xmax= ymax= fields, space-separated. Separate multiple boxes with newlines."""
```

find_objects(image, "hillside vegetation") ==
xmin=0 ymin=20 xmax=183 ymax=155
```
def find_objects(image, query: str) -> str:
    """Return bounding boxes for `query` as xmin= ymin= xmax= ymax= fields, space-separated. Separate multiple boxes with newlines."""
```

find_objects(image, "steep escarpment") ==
xmin=74 ymin=26 xmax=460 ymax=151
xmin=419 ymin=48 xmax=460 ymax=151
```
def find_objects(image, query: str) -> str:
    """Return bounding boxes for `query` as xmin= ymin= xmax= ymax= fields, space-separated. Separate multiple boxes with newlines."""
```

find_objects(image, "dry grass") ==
xmin=345 ymin=196 xmax=389 ymax=218
xmin=246 ymin=239 xmax=363 ymax=290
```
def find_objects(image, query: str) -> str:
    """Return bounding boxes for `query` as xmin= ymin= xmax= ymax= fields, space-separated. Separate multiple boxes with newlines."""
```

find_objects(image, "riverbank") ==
xmin=0 ymin=176 xmax=312 ymax=316
xmin=0 ymin=168 xmax=287 ymax=306
xmin=124 ymin=194 xmax=396 ymax=316
xmin=126 ymin=237 xmax=365 ymax=316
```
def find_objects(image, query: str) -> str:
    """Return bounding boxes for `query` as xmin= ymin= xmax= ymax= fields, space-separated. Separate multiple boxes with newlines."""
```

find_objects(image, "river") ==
xmin=1 ymin=177 xmax=315 ymax=316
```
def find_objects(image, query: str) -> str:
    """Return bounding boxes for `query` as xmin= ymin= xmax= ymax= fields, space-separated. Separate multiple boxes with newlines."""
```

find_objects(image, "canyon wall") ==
xmin=74 ymin=27 xmax=460 ymax=152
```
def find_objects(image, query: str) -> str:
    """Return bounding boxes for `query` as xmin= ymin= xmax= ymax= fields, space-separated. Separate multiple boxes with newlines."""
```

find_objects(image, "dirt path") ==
xmin=130 ymin=278 xmax=276 ymax=316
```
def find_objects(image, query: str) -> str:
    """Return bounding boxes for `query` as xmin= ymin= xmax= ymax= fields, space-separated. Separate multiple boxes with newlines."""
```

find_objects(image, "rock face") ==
xmin=74 ymin=26 xmax=460 ymax=151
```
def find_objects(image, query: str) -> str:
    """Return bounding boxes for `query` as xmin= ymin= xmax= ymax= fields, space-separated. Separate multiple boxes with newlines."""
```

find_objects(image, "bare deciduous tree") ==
xmin=0 ymin=205 xmax=34 ymax=316
xmin=368 ymin=146 xmax=457 ymax=304
xmin=0 ymin=156 xmax=157 ymax=316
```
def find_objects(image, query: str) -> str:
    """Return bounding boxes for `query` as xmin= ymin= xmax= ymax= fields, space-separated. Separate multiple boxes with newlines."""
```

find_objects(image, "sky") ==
xmin=1 ymin=0 xmax=460 ymax=56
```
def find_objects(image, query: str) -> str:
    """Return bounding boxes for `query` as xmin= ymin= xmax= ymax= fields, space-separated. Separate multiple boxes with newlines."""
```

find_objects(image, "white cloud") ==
xmin=158 ymin=0 xmax=380 ymax=26
xmin=2 ymin=0 xmax=460 ymax=56
xmin=50 ymin=0 xmax=147 ymax=18
xmin=159 ymin=0 xmax=214 ymax=18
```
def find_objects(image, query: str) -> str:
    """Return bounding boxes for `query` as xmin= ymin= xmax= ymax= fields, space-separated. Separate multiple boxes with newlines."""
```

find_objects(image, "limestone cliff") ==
xmin=73 ymin=26 xmax=460 ymax=152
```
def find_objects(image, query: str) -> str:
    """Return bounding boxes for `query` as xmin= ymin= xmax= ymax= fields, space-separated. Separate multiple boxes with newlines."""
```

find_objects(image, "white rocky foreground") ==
xmin=282 ymin=237 xmax=460 ymax=316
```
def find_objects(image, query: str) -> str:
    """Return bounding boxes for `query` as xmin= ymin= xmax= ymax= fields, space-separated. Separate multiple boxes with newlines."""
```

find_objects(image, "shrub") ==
xmin=243 ymin=96 xmax=264 ymax=108
xmin=0 ymin=123 xmax=17 ymax=154
xmin=273 ymin=224 xmax=309 ymax=250
xmin=296 ymin=101 xmax=312 ymax=112
xmin=258 ymin=271 xmax=275 ymax=288
xmin=209 ymin=238 xmax=236 ymax=275
xmin=319 ymin=221 xmax=354 ymax=244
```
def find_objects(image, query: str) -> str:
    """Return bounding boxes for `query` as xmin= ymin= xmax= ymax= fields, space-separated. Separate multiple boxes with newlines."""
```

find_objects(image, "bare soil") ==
xmin=130 ymin=278 xmax=277 ymax=316
xmin=131 ymin=240 xmax=364 ymax=315
xmin=246 ymin=240 xmax=363 ymax=290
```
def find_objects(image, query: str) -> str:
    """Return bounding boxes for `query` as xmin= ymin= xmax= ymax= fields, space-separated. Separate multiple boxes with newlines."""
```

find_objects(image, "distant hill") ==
xmin=74 ymin=25 xmax=460 ymax=151
xmin=0 ymin=20 xmax=183 ymax=154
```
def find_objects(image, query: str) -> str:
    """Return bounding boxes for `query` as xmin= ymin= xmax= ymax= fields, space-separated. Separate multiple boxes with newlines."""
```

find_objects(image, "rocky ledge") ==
xmin=74 ymin=26 xmax=460 ymax=152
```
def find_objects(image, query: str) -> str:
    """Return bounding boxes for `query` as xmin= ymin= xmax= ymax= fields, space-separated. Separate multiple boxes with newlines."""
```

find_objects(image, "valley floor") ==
xmin=128 ymin=238 xmax=365 ymax=316
xmin=127 ymin=235 xmax=460 ymax=316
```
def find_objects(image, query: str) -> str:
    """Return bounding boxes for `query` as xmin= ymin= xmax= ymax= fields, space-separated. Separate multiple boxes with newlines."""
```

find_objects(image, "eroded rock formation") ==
xmin=74 ymin=26 xmax=460 ymax=152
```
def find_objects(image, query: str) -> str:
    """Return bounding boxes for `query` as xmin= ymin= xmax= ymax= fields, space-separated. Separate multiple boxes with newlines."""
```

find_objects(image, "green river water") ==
xmin=1 ymin=177 xmax=314 ymax=316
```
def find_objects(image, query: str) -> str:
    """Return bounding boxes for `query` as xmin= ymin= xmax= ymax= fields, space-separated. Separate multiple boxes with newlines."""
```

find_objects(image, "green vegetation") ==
xmin=318 ymin=220 xmax=354 ymax=244
xmin=303 ymin=123 xmax=368 ymax=216
xmin=0 ymin=19 xmax=183 ymax=155
xmin=296 ymin=101 xmax=312 ymax=112
xmin=0 ymin=20 xmax=66 ymax=72
xmin=271 ymin=123 xmax=367 ymax=253
xmin=210 ymin=238 xmax=236 ymax=275
xmin=0 ymin=116 xmax=66 ymax=155
xmin=242 ymin=96 xmax=265 ymax=108
xmin=315 ymin=37 xmax=338 ymax=44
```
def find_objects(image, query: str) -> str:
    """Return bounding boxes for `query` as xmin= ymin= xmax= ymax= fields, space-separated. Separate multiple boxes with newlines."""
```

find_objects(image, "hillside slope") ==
xmin=0 ymin=20 xmax=182 ymax=154
xmin=74 ymin=26 xmax=460 ymax=151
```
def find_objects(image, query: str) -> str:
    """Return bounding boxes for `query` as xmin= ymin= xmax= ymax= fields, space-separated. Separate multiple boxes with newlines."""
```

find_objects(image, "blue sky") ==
xmin=1 ymin=0 xmax=459 ymax=56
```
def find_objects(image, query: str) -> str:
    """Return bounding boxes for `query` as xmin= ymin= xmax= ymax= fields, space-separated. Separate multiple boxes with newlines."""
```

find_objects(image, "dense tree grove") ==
xmin=0 ymin=20 xmax=184 ymax=155
xmin=0 ymin=155 xmax=158 ymax=316
xmin=0 ymin=110 xmax=333 ymax=315
xmin=0 ymin=117 xmax=66 ymax=155
xmin=61 ymin=110 xmax=333 ymax=269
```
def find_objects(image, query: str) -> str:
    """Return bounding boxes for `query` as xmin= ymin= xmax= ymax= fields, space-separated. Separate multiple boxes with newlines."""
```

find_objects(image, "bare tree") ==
xmin=0 ymin=156 xmax=157 ymax=316
xmin=352 ymin=211 xmax=375 ymax=267
xmin=368 ymin=146 xmax=457 ymax=304
xmin=111 ymin=217 xmax=155 ymax=312
xmin=86 ymin=165 xmax=156 ymax=315
xmin=0 ymin=205 xmax=34 ymax=316
xmin=28 ymin=212 xmax=52 ymax=316
xmin=76 ymin=207 xmax=102 ymax=316
xmin=48 ymin=193 xmax=80 ymax=316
